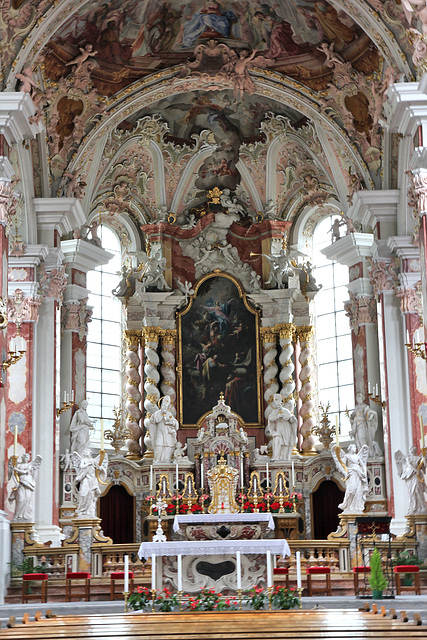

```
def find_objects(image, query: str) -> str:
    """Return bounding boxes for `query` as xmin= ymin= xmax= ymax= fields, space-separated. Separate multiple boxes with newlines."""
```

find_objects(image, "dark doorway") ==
xmin=312 ymin=480 xmax=344 ymax=540
xmin=99 ymin=485 xmax=134 ymax=543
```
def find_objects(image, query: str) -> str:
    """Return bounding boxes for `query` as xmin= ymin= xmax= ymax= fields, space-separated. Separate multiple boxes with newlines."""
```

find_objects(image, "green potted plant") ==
xmin=369 ymin=548 xmax=388 ymax=598
xmin=271 ymin=586 xmax=300 ymax=610
xmin=392 ymin=550 xmax=423 ymax=586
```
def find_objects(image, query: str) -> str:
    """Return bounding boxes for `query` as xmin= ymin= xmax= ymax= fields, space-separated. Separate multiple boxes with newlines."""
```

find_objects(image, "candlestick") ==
xmin=100 ymin=419 xmax=104 ymax=451
xmin=200 ymin=460 xmax=204 ymax=489
xmin=177 ymin=554 xmax=182 ymax=591
xmin=266 ymin=550 xmax=272 ymax=588
xmin=13 ymin=424 xmax=17 ymax=457
xmin=420 ymin=414 xmax=425 ymax=451
xmin=335 ymin=415 xmax=339 ymax=447
xmin=296 ymin=551 xmax=302 ymax=589
xmin=291 ymin=460 xmax=295 ymax=489
xmin=150 ymin=465 xmax=153 ymax=492
xmin=63 ymin=390 xmax=66 ymax=403
xmin=240 ymin=453 xmax=244 ymax=487
xmin=368 ymin=381 xmax=371 ymax=394
xmin=375 ymin=384 xmax=378 ymax=397
xmin=236 ymin=551 xmax=241 ymax=590
xmin=406 ymin=329 xmax=410 ymax=345
xmin=151 ymin=554 xmax=156 ymax=591
xmin=124 ymin=554 xmax=129 ymax=592
xmin=266 ymin=462 xmax=269 ymax=489
xmin=176 ymin=463 xmax=179 ymax=491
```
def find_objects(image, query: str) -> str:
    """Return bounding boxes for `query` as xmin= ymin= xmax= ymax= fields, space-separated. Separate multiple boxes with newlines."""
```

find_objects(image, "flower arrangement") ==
xmin=244 ymin=585 xmax=268 ymax=610
xmin=156 ymin=587 xmax=179 ymax=612
xmin=127 ymin=586 xmax=151 ymax=611
xmin=185 ymin=588 xmax=238 ymax=611
xmin=271 ymin=586 xmax=300 ymax=610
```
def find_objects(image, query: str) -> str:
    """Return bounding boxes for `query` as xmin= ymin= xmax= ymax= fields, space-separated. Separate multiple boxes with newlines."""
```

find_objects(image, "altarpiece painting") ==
xmin=178 ymin=273 xmax=261 ymax=427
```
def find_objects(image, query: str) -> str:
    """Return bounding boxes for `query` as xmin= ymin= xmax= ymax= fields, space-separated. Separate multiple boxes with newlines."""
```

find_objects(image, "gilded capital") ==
xmin=142 ymin=326 xmax=162 ymax=343
xmin=260 ymin=326 xmax=277 ymax=343
xmin=124 ymin=329 xmax=143 ymax=346
xmin=160 ymin=329 xmax=177 ymax=345
xmin=275 ymin=322 xmax=295 ymax=340
xmin=295 ymin=325 xmax=314 ymax=342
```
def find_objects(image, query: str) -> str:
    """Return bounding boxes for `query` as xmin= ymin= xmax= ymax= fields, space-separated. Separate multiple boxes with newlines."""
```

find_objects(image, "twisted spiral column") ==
xmin=261 ymin=327 xmax=279 ymax=421
xmin=296 ymin=326 xmax=316 ymax=453
xmin=142 ymin=327 xmax=161 ymax=457
xmin=160 ymin=330 xmax=177 ymax=417
xmin=278 ymin=323 xmax=295 ymax=409
xmin=124 ymin=331 xmax=143 ymax=457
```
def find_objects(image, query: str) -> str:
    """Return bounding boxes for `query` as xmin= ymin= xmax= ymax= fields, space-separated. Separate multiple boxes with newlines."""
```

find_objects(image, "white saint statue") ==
xmin=395 ymin=447 xmax=427 ymax=515
xmin=265 ymin=394 xmax=297 ymax=460
xmin=72 ymin=449 xmax=108 ymax=518
xmin=149 ymin=395 xmax=179 ymax=463
xmin=349 ymin=393 xmax=382 ymax=457
xmin=332 ymin=444 xmax=369 ymax=513
xmin=70 ymin=400 xmax=95 ymax=455
xmin=8 ymin=452 xmax=42 ymax=521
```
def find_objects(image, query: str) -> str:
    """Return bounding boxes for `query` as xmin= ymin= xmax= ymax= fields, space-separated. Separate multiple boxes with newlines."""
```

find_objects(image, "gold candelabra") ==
xmin=367 ymin=384 xmax=386 ymax=409
xmin=56 ymin=398 xmax=74 ymax=416
xmin=105 ymin=407 xmax=132 ymax=453
xmin=313 ymin=402 xmax=334 ymax=449
xmin=2 ymin=348 xmax=25 ymax=370
xmin=405 ymin=340 xmax=426 ymax=360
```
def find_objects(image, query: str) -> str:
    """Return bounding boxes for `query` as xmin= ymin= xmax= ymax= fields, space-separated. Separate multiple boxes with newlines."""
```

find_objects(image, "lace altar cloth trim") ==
xmin=138 ymin=539 xmax=291 ymax=558
xmin=172 ymin=513 xmax=275 ymax=533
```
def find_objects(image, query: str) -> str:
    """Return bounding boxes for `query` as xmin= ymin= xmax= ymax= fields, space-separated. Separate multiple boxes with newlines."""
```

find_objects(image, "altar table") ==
xmin=172 ymin=512 xmax=275 ymax=533
xmin=138 ymin=538 xmax=290 ymax=558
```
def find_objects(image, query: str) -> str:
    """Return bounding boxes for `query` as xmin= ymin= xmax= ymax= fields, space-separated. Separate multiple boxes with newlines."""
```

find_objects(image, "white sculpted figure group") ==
xmin=266 ymin=394 xmax=297 ymax=460
xmin=349 ymin=393 xmax=382 ymax=457
xmin=395 ymin=447 xmax=427 ymax=515
xmin=149 ymin=396 xmax=179 ymax=463
xmin=8 ymin=452 xmax=42 ymax=521
xmin=70 ymin=400 xmax=95 ymax=455
xmin=332 ymin=444 xmax=369 ymax=513
xmin=72 ymin=449 xmax=108 ymax=518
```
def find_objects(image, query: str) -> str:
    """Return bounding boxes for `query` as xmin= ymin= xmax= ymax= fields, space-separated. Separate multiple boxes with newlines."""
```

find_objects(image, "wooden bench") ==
xmin=65 ymin=571 xmax=91 ymax=601
xmin=22 ymin=573 xmax=48 ymax=603
xmin=306 ymin=566 xmax=332 ymax=596
xmin=394 ymin=565 xmax=421 ymax=595
xmin=110 ymin=571 xmax=135 ymax=600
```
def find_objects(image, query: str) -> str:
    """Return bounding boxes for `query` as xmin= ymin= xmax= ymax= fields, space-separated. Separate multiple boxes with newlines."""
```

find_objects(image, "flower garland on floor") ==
xmin=127 ymin=586 xmax=299 ymax=612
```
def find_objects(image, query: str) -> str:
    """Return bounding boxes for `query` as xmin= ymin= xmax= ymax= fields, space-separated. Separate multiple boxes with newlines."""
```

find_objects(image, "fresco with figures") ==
xmin=178 ymin=275 xmax=260 ymax=426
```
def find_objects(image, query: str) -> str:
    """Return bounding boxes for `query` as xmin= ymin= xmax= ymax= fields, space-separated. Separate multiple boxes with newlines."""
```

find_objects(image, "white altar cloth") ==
xmin=172 ymin=512 xmax=275 ymax=533
xmin=138 ymin=538 xmax=290 ymax=558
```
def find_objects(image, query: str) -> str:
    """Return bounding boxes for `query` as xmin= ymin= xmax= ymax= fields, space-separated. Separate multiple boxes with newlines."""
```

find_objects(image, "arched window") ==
xmin=86 ymin=225 xmax=122 ymax=443
xmin=311 ymin=216 xmax=354 ymax=437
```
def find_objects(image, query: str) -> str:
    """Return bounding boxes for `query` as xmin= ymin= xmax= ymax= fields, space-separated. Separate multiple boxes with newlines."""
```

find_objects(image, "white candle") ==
xmin=176 ymin=463 xmax=179 ymax=491
xmin=240 ymin=454 xmax=244 ymax=488
xmin=368 ymin=382 xmax=371 ymax=393
xmin=266 ymin=550 xmax=272 ymax=588
xmin=420 ymin=414 xmax=425 ymax=450
xmin=296 ymin=551 xmax=302 ymax=589
xmin=201 ymin=460 xmax=204 ymax=489
xmin=150 ymin=465 xmax=153 ymax=492
xmin=335 ymin=415 xmax=339 ymax=447
xmin=291 ymin=460 xmax=295 ymax=489
xmin=13 ymin=424 xmax=17 ymax=456
xmin=151 ymin=554 xmax=156 ymax=591
xmin=177 ymin=554 xmax=182 ymax=591
xmin=124 ymin=554 xmax=129 ymax=592
xmin=375 ymin=384 xmax=379 ymax=397
xmin=63 ymin=390 xmax=66 ymax=403
xmin=71 ymin=389 xmax=74 ymax=402
xmin=406 ymin=329 xmax=410 ymax=345
xmin=100 ymin=419 xmax=104 ymax=451
xmin=236 ymin=551 xmax=241 ymax=589
xmin=266 ymin=462 xmax=269 ymax=488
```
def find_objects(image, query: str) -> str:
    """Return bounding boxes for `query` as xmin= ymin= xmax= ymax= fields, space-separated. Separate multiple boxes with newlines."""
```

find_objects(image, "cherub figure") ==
xmin=15 ymin=67 xmax=38 ymax=95
xmin=317 ymin=42 xmax=345 ymax=68
xmin=329 ymin=217 xmax=345 ymax=242
xmin=65 ymin=44 xmax=98 ymax=73
xmin=172 ymin=442 xmax=191 ymax=464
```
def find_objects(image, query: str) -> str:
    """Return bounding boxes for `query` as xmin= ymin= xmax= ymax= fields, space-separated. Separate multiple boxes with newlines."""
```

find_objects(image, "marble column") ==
xmin=142 ymin=326 xmax=161 ymax=458
xmin=296 ymin=326 xmax=316 ymax=454
xmin=160 ymin=329 xmax=177 ymax=416
xmin=124 ymin=330 xmax=143 ymax=458
xmin=277 ymin=323 xmax=295 ymax=408
xmin=260 ymin=327 xmax=279 ymax=422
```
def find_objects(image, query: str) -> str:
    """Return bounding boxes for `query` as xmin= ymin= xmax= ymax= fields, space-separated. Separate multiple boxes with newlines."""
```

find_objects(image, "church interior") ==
xmin=3 ymin=0 xmax=427 ymax=627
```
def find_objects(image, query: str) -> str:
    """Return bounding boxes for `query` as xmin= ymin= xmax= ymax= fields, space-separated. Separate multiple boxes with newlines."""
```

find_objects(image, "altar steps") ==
xmin=1 ymin=609 xmax=427 ymax=639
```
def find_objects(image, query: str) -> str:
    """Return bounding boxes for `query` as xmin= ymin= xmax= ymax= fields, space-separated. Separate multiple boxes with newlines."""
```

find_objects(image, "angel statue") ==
xmin=149 ymin=395 xmax=179 ymax=464
xmin=395 ymin=447 xmax=427 ymax=515
xmin=331 ymin=444 xmax=369 ymax=513
xmin=72 ymin=449 xmax=108 ymax=518
xmin=8 ymin=452 xmax=42 ymax=521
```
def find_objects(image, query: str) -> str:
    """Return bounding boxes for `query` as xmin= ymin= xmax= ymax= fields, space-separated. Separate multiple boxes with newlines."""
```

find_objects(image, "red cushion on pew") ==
xmin=273 ymin=568 xmax=289 ymax=575
xmin=66 ymin=572 xmax=91 ymax=579
xmin=23 ymin=573 xmax=48 ymax=580
xmin=306 ymin=566 xmax=330 ymax=575
xmin=110 ymin=571 xmax=134 ymax=579
xmin=353 ymin=566 xmax=371 ymax=573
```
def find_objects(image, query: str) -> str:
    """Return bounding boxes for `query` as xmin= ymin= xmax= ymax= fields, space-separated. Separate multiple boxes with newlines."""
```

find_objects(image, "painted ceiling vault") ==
xmin=0 ymin=0 xmax=423 ymax=243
